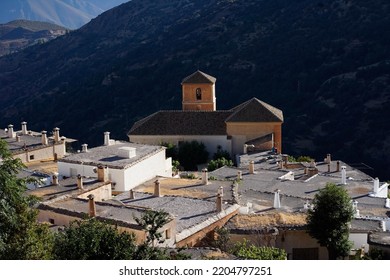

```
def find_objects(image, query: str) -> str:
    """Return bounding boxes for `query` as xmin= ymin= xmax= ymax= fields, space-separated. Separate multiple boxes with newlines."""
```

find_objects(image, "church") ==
xmin=128 ymin=70 xmax=283 ymax=157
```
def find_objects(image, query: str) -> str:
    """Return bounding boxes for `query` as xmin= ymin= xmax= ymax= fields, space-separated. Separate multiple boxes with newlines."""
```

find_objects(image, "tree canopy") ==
xmin=306 ymin=182 xmax=354 ymax=259
xmin=0 ymin=139 xmax=53 ymax=259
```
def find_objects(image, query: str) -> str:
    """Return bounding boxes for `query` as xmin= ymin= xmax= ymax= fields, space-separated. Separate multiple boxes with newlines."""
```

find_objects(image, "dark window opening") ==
xmin=196 ymin=88 xmax=202 ymax=100
xmin=29 ymin=155 xmax=35 ymax=160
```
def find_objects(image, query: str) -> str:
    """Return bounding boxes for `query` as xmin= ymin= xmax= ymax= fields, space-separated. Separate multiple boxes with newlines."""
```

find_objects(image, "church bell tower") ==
xmin=181 ymin=70 xmax=216 ymax=111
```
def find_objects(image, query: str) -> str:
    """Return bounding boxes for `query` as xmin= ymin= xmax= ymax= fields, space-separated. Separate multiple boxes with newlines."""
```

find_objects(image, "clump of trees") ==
xmin=306 ymin=182 xmax=354 ymax=259
xmin=0 ymin=139 xmax=53 ymax=259
xmin=162 ymin=141 xmax=209 ymax=171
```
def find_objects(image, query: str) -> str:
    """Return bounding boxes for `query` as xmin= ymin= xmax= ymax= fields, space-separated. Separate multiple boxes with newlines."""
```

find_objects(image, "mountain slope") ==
xmin=0 ymin=20 xmax=67 ymax=56
xmin=0 ymin=0 xmax=129 ymax=29
xmin=0 ymin=0 xmax=389 ymax=178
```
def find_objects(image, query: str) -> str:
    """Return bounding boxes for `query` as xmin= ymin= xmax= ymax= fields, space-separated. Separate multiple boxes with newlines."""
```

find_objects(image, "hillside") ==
xmin=0 ymin=0 xmax=389 ymax=178
xmin=0 ymin=20 xmax=68 ymax=56
xmin=0 ymin=0 xmax=129 ymax=29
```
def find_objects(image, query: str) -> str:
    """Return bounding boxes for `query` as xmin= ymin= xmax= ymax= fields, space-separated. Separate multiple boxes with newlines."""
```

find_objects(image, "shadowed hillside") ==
xmin=0 ymin=0 xmax=389 ymax=178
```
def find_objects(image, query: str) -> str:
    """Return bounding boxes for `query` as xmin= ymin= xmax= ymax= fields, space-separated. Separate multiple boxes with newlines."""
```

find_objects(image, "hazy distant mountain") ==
xmin=0 ymin=0 xmax=389 ymax=178
xmin=0 ymin=0 xmax=129 ymax=29
xmin=0 ymin=19 xmax=67 ymax=56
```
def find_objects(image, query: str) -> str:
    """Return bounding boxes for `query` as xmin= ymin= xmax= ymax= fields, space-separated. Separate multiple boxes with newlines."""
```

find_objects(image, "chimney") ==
xmin=53 ymin=127 xmax=60 ymax=143
xmin=97 ymin=164 xmax=108 ymax=182
xmin=237 ymin=171 xmax=242 ymax=180
xmin=373 ymin=178 xmax=380 ymax=194
xmin=52 ymin=172 xmax=59 ymax=185
xmin=341 ymin=166 xmax=347 ymax=185
xmin=77 ymin=174 xmax=83 ymax=190
xmin=273 ymin=189 xmax=281 ymax=209
xmin=352 ymin=200 xmax=360 ymax=218
xmin=129 ymin=189 xmax=135 ymax=200
xmin=386 ymin=198 xmax=390 ymax=209
xmin=154 ymin=179 xmax=161 ymax=197
xmin=282 ymin=155 xmax=288 ymax=167
xmin=88 ymin=194 xmax=96 ymax=217
xmin=325 ymin=154 xmax=331 ymax=164
xmin=336 ymin=161 xmax=340 ymax=172
xmin=243 ymin=144 xmax=248 ymax=154
xmin=327 ymin=163 xmax=331 ymax=173
xmin=216 ymin=193 xmax=223 ymax=212
xmin=16 ymin=135 xmax=21 ymax=142
xmin=381 ymin=221 xmax=386 ymax=232
xmin=218 ymin=186 xmax=224 ymax=197
xmin=7 ymin=124 xmax=14 ymax=138
xmin=249 ymin=161 xmax=255 ymax=174
xmin=41 ymin=131 xmax=48 ymax=145
xmin=21 ymin=121 xmax=27 ymax=135
xmin=104 ymin=131 xmax=110 ymax=146
xmin=202 ymin=168 xmax=208 ymax=185
xmin=81 ymin=144 xmax=88 ymax=153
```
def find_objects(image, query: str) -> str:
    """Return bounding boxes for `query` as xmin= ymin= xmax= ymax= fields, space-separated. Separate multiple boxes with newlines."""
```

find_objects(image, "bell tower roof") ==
xmin=182 ymin=70 xmax=216 ymax=84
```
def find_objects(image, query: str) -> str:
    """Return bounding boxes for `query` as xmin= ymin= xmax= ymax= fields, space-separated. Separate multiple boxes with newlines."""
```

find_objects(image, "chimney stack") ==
xmin=88 ymin=194 xmax=96 ymax=217
xmin=336 ymin=161 xmax=340 ymax=172
xmin=202 ymin=168 xmax=208 ymax=185
xmin=8 ymin=124 xmax=14 ymax=138
xmin=41 ymin=131 xmax=48 ymax=145
xmin=218 ymin=186 xmax=224 ymax=197
xmin=53 ymin=127 xmax=60 ymax=143
xmin=249 ymin=161 xmax=255 ymax=174
xmin=282 ymin=155 xmax=288 ymax=167
xmin=325 ymin=154 xmax=331 ymax=164
xmin=327 ymin=163 xmax=331 ymax=173
xmin=273 ymin=189 xmax=281 ymax=209
xmin=237 ymin=171 xmax=242 ymax=180
xmin=97 ymin=164 xmax=108 ymax=182
xmin=129 ymin=189 xmax=135 ymax=200
xmin=385 ymin=198 xmax=390 ymax=209
xmin=154 ymin=179 xmax=161 ymax=197
xmin=16 ymin=135 xmax=21 ymax=142
xmin=81 ymin=144 xmax=88 ymax=153
xmin=21 ymin=122 xmax=27 ymax=135
xmin=352 ymin=200 xmax=360 ymax=218
xmin=77 ymin=174 xmax=83 ymax=190
xmin=52 ymin=172 xmax=59 ymax=185
xmin=341 ymin=166 xmax=347 ymax=185
xmin=216 ymin=193 xmax=223 ymax=212
xmin=373 ymin=178 xmax=380 ymax=194
xmin=104 ymin=132 xmax=110 ymax=146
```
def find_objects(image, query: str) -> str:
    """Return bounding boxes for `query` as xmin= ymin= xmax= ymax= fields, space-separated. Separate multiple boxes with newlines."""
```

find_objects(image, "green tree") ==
xmin=0 ymin=139 xmax=54 ymax=259
xmin=161 ymin=142 xmax=178 ymax=160
xmin=54 ymin=219 xmax=136 ymax=260
xmin=178 ymin=141 xmax=209 ymax=171
xmin=231 ymin=239 xmax=286 ymax=260
xmin=135 ymin=209 xmax=171 ymax=247
xmin=307 ymin=183 xmax=354 ymax=259
xmin=207 ymin=157 xmax=233 ymax=172
xmin=213 ymin=145 xmax=231 ymax=161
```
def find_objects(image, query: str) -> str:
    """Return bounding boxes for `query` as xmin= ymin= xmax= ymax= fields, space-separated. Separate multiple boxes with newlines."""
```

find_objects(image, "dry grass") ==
xmin=24 ymin=160 xmax=58 ymax=174
xmin=230 ymin=212 xmax=308 ymax=228
xmin=135 ymin=177 xmax=209 ymax=198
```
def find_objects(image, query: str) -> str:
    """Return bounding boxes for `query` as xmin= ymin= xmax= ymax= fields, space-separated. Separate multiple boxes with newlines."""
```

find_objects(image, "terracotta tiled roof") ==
xmin=129 ymin=111 xmax=231 ymax=135
xmin=227 ymin=97 xmax=284 ymax=122
xmin=128 ymin=98 xmax=283 ymax=136
xmin=181 ymin=70 xmax=216 ymax=84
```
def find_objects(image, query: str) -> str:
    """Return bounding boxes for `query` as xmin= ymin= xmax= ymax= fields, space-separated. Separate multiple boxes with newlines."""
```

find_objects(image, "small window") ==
xmin=49 ymin=218 xmax=55 ymax=224
xmin=29 ymin=155 xmax=35 ymax=160
xmin=196 ymin=88 xmax=202 ymax=100
xmin=165 ymin=229 xmax=171 ymax=239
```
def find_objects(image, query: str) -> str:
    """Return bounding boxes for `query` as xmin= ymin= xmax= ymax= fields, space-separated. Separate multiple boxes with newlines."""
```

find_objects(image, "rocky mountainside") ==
xmin=0 ymin=0 xmax=129 ymax=29
xmin=0 ymin=20 xmax=68 ymax=56
xmin=0 ymin=0 xmax=389 ymax=178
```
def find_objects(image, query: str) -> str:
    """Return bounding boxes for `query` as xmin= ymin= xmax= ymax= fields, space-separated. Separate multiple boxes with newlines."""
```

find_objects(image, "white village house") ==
xmin=57 ymin=132 xmax=172 ymax=192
